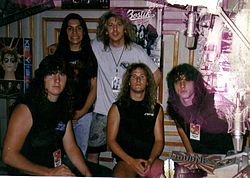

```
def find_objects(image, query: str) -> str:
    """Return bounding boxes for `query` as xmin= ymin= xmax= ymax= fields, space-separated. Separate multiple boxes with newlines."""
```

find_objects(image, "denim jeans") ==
xmin=73 ymin=112 xmax=93 ymax=156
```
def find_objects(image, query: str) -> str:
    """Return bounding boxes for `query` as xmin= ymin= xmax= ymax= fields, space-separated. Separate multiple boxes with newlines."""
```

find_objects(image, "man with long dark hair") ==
xmin=55 ymin=13 xmax=97 ymax=157
xmin=167 ymin=63 xmax=233 ymax=154
xmin=2 ymin=55 xmax=92 ymax=176
xmin=3 ymin=54 xmax=111 ymax=176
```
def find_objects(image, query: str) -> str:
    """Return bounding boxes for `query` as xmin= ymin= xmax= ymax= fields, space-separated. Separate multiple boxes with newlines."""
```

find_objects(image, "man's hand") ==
xmin=72 ymin=110 xmax=83 ymax=124
xmin=47 ymin=164 xmax=75 ymax=176
xmin=130 ymin=158 xmax=148 ymax=176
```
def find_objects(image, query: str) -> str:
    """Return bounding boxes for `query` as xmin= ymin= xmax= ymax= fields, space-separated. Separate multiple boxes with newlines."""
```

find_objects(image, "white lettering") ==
xmin=127 ymin=9 xmax=155 ymax=21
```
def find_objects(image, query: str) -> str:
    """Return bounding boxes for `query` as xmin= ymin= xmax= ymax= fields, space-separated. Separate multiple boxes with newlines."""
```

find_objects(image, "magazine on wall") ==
xmin=111 ymin=7 xmax=162 ymax=68
xmin=0 ymin=37 xmax=32 ymax=97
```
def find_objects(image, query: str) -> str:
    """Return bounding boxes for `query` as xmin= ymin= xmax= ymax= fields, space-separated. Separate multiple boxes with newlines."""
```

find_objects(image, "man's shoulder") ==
xmin=91 ymin=38 xmax=99 ymax=45
xmin=127 ymin=42 xmax=149 ymax=58
xmin=91 ymin=39 xmax=103 ymax=49
xmin=129 ymin=42 xmax=145 ymax=51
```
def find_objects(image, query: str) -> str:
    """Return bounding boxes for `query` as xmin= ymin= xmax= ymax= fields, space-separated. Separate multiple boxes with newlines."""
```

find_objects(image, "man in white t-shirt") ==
xmin=88 ymin=10 xmax=162 ymax=163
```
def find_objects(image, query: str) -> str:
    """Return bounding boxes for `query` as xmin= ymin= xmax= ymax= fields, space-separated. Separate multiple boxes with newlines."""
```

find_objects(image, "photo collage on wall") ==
xmin=112 ymin=7 xmax=162 ymax=67
xmin=0 ymin=37 xmax=32 ymax=96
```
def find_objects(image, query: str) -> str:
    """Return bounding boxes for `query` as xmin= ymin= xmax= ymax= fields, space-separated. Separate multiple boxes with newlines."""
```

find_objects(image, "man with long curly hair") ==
xmin=107 ymin=63 xmax=164 ymax=177
xmin=89 ymin=10 xmax=162 ymax=163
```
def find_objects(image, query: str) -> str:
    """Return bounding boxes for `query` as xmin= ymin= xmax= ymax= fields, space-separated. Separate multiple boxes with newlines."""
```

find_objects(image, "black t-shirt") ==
xmin=65 ymin=50 xmax=97 ymax=111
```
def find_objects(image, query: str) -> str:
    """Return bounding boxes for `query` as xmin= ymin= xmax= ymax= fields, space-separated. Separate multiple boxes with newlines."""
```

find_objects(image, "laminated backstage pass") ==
xmin=53 ymin=149 xmax=62 ymax=167
xmin=190 ymin=123 xmax=200 ymax=141
xmin=112 ymin=76 xmax=121 ymax=92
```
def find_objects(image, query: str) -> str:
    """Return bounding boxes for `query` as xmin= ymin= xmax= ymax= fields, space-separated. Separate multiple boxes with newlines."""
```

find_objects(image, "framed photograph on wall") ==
xmin=111 ymin=7 xmax=163 ymax=68
xmin=61 ymin=0 xmax=110 ymax=9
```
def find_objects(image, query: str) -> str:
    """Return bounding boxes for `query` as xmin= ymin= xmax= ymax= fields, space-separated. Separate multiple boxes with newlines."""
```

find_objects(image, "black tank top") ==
xmin=21 ymin=99 xmax=70 ymax=168
xmin=114 ymin=98 xmax=160 ymax=160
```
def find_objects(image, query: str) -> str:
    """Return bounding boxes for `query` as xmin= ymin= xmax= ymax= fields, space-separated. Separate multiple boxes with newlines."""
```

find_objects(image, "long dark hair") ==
xmin=24 ymin=55 xmax=74 ymax=118
xmin=117 ymin=63 xmax=156 ymax=112
xmin=166 ymin=63 xmax=208 ymax=108
xmin=55 ymin=13 xmax=96 ymax=61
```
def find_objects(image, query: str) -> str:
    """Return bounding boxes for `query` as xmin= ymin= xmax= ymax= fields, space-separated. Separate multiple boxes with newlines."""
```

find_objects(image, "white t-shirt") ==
xmin=91 ymin=39 xmax=159 ymax=116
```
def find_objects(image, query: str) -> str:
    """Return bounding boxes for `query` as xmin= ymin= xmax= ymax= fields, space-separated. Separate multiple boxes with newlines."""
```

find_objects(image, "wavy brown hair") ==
xmin=96 ymin=11 xmax=137 ymax=51
xmin=116 ymin=63 xmax=157 ymax=112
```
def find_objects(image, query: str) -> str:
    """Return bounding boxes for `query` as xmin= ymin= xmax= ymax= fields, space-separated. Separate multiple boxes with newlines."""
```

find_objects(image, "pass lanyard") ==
xmin=110 ymin=46 xmax=125 ymax=76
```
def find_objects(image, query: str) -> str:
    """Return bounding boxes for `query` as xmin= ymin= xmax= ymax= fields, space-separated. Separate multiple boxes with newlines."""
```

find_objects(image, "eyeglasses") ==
xmin=3 ymin=57 xmax=16 ymax=63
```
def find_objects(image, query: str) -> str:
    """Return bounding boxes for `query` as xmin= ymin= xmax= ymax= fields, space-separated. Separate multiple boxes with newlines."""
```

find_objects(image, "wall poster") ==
xmin=112 ymin=7 xmax=163 ymax=67
xmin=0 ymin=37 xmax=32 ymax=97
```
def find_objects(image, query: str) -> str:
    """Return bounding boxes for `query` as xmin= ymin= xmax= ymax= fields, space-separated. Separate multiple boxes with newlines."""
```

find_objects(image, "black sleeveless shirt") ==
xmin=114 ymin=98 xmax=160 ymax=160
xmin=20 ymin=98 xmax=70 ymax=168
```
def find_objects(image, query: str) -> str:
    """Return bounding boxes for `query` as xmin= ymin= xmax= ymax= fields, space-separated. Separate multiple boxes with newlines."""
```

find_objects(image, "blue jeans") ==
xmin=73 ymin=112 xmax=93 ymax=156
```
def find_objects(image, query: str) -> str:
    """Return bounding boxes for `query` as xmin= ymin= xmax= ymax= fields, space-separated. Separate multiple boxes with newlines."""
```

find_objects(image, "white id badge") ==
xmin=190 ymin=123 xmax=201 ymax=141
xmin=112 ymin=76 xmax=121 ymax=92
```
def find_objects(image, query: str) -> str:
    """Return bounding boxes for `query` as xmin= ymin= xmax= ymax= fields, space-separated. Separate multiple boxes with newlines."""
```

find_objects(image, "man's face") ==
xmin=44 ymin=72 xmax=67 ymax=102
xmin=67 ymin=19 xmax=84 ymax=47
xmin=2 ymin=53 xmax=17 ymax=72
xmin=107 ymin=17 xmax=125 ymax=45
xmin=174 ymin=77 xmax=195 ymax=106
xmin=130 ymin=67 xmax=147 ymax=94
